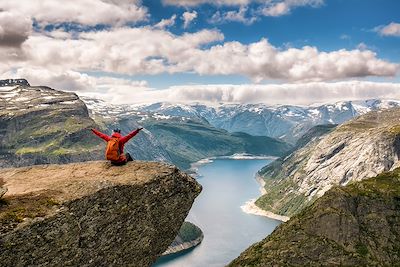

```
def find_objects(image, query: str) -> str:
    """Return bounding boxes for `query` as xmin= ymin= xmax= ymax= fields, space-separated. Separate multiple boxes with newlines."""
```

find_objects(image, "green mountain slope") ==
xmin=229 ymin=169 xmax=400 ymax=266
xmin=142 ymin=118 xmax=292 ymax=169
xmin=256 ymin=108 xmax=400 ymax=217
xmin=0 ymin=84 xmax=103 ymax=167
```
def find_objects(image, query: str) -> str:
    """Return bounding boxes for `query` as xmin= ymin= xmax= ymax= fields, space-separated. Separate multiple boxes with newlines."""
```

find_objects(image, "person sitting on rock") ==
xmin=91 ymin=128 xmax=143 ymax=165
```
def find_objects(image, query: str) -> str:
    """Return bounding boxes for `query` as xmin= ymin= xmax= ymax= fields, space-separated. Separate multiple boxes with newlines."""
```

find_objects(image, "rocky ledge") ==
xmin=0 ymin=161 xmax=201 ymax=267
xmin=230 ymin=168 xmax=400 ymax=266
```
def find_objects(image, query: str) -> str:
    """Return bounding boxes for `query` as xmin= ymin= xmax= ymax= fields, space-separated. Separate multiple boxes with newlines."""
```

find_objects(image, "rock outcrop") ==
xmin=0 ymin=83 xmax=104 ymax=167
xmin=230 ymin=169 xmax=400 ymax=266
xmin=0 ymin=178 xmax=6 ymax=199
xmin=0 ymin=79 xmax=30 ymax=87
xmin=256 ymin=108 xmax=400 ymax=217
xmin=163 ymin=221 xmax=204 ymax=256
xmin=0 ymin=161 xmax=201 ymax=266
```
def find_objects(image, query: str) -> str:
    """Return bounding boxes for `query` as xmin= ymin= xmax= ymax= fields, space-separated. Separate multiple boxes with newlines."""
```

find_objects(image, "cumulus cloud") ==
xmin=261 ymin=0 xmax=324 ymax=17
xmin=0 ymin=0 xmax=148 ymax=27
xmin=1 ymin=27 xmax=397 ymax=82
xmin=12 ymin=27 xmax=223 ymax=75
xmin=84 ymin=80 xmax=400 ymax=105
xmin=182 ymin=11 xmax=198 ymax=28
xmin=159 ymin=81 xmax=400 ymax=105
xmin=0 ymin=11 xmax=32 ymax=47
xmin=176 ymin=39 xmax=398 ymax=82
xmin=3 ymin=67 xmax=149 ymax=102
xmin=375 ymin=22 xmax=400 ymax=37
xmin=154 ymin=14 xmax=177 ymax=29
xmin=5 ymin=67 xmax=400 ymax=106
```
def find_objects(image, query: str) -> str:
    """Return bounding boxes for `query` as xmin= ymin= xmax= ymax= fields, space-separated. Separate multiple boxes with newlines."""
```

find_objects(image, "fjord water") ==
xmin=153 ymin=159 xmax=281 ymax=267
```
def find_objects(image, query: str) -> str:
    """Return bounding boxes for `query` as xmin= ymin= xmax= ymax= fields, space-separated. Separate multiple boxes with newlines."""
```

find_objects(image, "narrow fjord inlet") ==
xmin=154 ymin=159 xmax=281 ymax=267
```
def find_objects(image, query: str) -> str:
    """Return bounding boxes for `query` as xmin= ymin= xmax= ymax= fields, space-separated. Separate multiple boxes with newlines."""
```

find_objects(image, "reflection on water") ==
xmin=153 ymin=159 xmax=281 ymax=267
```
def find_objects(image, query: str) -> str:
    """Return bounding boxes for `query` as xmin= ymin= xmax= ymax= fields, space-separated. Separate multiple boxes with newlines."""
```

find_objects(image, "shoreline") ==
xmin=162 ymin=234 xmax=204 ymax=256
xmin=189 ymin=155 xmax=290 ymax=222
xmin=241 ymin=173 xmax=290 ymax=223
xmin=189 ymin=154 xmax=278 ymax=175
xmin=241 ymin=199 xmax=289 ymax=222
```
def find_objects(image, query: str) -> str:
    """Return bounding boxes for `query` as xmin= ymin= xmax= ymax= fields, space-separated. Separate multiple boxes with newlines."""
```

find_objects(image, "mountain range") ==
xmin=120 ymin=100 xmax=400 ymax=143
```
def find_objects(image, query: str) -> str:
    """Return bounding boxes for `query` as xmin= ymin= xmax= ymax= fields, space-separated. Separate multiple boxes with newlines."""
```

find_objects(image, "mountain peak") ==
xmin=0 ymin=79 xmax=30 ymax=87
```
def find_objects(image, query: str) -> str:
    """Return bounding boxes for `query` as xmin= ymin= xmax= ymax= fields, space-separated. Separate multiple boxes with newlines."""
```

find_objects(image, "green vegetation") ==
xmin=177 ymin=222 xmax=203 ymax=243
xmin=1 ymin=103 xmax=103 ymax=167
xmin=255 ymin=178 xmax=308 ymax=217
xmin=0 ymin=192 xmax=60 ymax=234
xmin=142 ymin=118 xmax=291 ymax=169
xmin=229 ymin=169 xmax=400 ymax=266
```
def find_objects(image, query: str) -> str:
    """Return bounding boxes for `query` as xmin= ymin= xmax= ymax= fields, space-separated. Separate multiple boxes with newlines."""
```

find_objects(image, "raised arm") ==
xmin=91 ymin=128 xmax=111 ymax=142
xmin=120 ymin=128 xmax=142 ymax=144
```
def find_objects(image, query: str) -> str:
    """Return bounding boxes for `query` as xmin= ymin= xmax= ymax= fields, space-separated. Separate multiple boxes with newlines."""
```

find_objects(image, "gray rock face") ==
xmin=0 ymin=161 xmax=201 ymax=267
xmin=256 ymin=108 xmax=400 ymax=217
xmin=0 ymin=79 xmax=30 ymax=87
xmin=229 ymin=170 xmax=400 ymax=266
xmin=0 ymin=84 xmax=104 ymax=167
xmin=0 ymin=187 xmax=6 ymax=199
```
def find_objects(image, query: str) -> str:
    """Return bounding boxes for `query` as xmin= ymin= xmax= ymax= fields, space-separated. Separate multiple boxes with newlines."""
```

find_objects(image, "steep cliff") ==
xmin=256 ymin=108 xmax=400 ymax=217
xmin=0 ymin=83 xmax=104 ymax=167
xmin=0 ymin=161 xmax=201 ymax=266
xmin=229 ymin=169 xmax=400 ymax=266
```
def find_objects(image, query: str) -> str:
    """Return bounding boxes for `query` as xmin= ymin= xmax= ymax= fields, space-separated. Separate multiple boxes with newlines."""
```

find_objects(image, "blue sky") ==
xmin=1 ymin=0 xmax=400 ymax=104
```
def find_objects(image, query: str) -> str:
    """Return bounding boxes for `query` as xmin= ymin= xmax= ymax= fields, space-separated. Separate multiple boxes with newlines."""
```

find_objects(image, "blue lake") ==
xmin=153 ymin=159 xmax=281 ymax=267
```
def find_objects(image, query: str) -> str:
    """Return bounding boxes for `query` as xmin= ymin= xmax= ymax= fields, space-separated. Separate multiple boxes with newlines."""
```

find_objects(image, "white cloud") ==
xmin=261 ymin=0 xmax=323 ymax=16
xmin=130 ymin=81 xmax=400 ymax=105
xmin=0 ymin=0 xmax=148 ymax=26
xmin=176 ymin=39 xmax=398 ymax=82
xmin=154 ymin=14 xmax=177 ymax=29
xmin=12 ymin=27 xmax=224 ymax=75
xmin=164 ymin=0 xmax=324 ymax=18
xmin=163 ymin=0 xmax=251 ymax=6
xmin=376 ymin=22 xmax=400 ymax=37
xmin=1 ymin=26 xmax=397 ymax=83
xmin=210 ymin=6 xmax=257 ymax=25
xmin=182 ymin=11 xmax=198 ymax=28
xmin=5 ymin=67 xmax=400 ymax=106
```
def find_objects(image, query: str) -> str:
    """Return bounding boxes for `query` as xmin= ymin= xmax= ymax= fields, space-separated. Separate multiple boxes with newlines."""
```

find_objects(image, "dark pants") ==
xmin=111 ymin=153 xmax=133 ymax=166
xmin=126 ymin=153 xmax=133 ymax=162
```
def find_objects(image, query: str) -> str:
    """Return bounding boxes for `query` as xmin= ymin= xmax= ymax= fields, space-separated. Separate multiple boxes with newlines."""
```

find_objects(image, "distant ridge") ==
xmin=0 ymin=79 xmax=30 ymax=87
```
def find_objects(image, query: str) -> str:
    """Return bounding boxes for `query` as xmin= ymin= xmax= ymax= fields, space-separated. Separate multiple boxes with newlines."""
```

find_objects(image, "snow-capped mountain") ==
xmin=120 ymin=99 xmax=400 ymax=143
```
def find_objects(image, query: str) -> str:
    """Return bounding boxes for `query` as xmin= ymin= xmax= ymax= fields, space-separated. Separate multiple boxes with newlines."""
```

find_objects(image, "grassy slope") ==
xmin=255 ymin=124 xmax=337 ymax=216
xmin=0 ymin=92 xmax=103 ymax=167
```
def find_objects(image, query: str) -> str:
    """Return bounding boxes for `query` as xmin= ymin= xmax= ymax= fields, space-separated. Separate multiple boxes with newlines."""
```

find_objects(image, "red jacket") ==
xmin=91 ymin=128 xmax=140 ymax=162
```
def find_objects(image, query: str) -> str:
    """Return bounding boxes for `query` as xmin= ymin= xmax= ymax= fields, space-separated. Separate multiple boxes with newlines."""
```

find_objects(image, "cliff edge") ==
xmin=0 ymin=161 xmax=201 ymax=266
